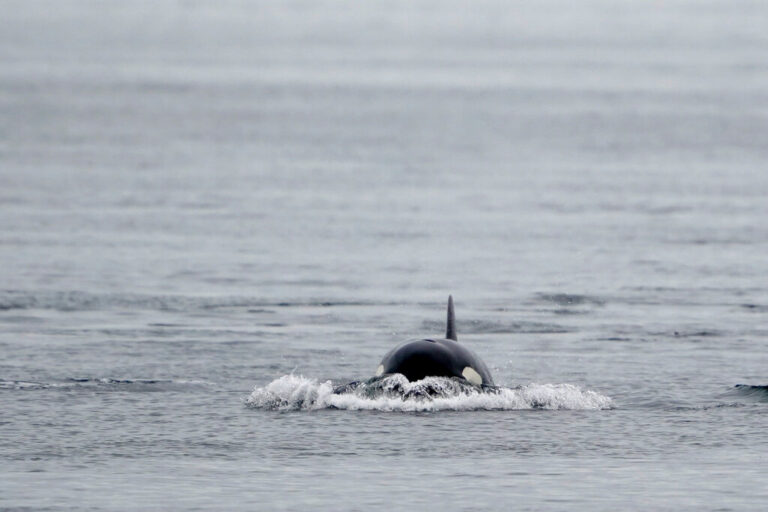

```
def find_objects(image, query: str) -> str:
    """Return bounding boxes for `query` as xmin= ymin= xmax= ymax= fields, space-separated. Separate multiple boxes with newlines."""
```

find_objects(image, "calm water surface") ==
xmin=1 ymin=1 xmax=767 ymax=510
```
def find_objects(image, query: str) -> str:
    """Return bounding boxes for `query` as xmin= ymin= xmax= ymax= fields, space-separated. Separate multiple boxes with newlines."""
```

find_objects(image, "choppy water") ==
xmin=2 ymin=0 xmax=768 ymax=510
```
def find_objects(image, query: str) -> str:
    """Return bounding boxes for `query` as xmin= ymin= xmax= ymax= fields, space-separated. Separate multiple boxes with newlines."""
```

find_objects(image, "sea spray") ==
xmin=247 ymin=374 xmax=613 ymax=412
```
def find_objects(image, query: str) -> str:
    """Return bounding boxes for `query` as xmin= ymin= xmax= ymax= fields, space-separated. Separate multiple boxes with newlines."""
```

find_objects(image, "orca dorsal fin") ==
xmin=446 ymin=295 xmax=457 ymax=341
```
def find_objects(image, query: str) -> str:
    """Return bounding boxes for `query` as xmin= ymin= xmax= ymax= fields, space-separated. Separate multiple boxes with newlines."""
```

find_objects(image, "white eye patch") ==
xmin=462 ymin=367 xmax=483 ymax=386
xmin=375 ymin=365 xmax=384 ymax=376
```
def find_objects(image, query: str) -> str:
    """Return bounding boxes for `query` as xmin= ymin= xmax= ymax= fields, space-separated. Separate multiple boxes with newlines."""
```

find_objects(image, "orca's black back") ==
xmin=379 ymin=338 xmax=494 ymax=386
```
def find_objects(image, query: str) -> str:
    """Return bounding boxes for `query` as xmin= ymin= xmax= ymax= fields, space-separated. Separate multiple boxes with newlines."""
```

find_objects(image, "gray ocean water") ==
xmin=2 ymin=1 xmax=768 ymax=510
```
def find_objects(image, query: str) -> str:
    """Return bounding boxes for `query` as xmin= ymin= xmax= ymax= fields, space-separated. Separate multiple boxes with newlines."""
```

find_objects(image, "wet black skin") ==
xmin=378 ymin=337 xmax=494 ymax=386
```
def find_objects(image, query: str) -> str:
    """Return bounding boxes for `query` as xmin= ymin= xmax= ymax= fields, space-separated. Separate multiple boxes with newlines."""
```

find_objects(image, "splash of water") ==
xmin=246 ymin=374 xmax=613 ymax=412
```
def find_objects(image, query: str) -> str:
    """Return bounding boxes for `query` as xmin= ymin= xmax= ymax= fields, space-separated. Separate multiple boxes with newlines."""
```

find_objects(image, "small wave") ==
xmin=0 ymin=289 xmax=382 ymax=313
xmin=421 ymin=319 xmax=571 ymax=334
xmin=669 ymin=402 xmax=749 ymax=411
xmin=671 ymin=330 xmax=722 ymax=338
xmin=0 ymin=380 xmax=46 ymax=390
xmin=536 ymin=293 xmax=605 ymax=307
xmin=740 ymin=303 xmax=768 ymax=312
xmin=246 ymin=374 xmax=613 ymax=412
xmin=733 ymin=385 xmax=768 ymax=401
xmin=0 ymin=378 xmax=207 ymax=392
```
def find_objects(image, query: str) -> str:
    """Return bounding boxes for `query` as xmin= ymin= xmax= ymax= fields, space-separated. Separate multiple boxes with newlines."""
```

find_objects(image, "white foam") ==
xmin=246 ymin=374 xmax=613 ymax=412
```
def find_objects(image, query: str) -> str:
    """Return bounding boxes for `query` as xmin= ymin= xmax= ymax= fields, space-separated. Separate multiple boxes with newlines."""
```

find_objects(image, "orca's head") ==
xmin=376 ymin=338 xmax=493 ymax=386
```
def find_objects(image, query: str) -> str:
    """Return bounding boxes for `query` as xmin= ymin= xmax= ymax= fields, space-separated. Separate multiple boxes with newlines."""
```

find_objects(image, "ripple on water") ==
xmin=0 ymin=290 xmax=383 ymax=313
xmin=421 ymin=319 xmax=572 ymax=334
xmin=0 ymin=378 xmax=209 ymax=393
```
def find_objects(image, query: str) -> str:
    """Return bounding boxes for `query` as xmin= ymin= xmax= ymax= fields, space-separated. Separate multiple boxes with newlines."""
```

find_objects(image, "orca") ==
xmin=375 ymin=296 xmax=494 ymax=386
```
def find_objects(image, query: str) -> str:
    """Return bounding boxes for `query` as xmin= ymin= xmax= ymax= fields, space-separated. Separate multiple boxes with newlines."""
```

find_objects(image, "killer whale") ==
xmin=375 ymin=296 xmax=494 ymax=386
